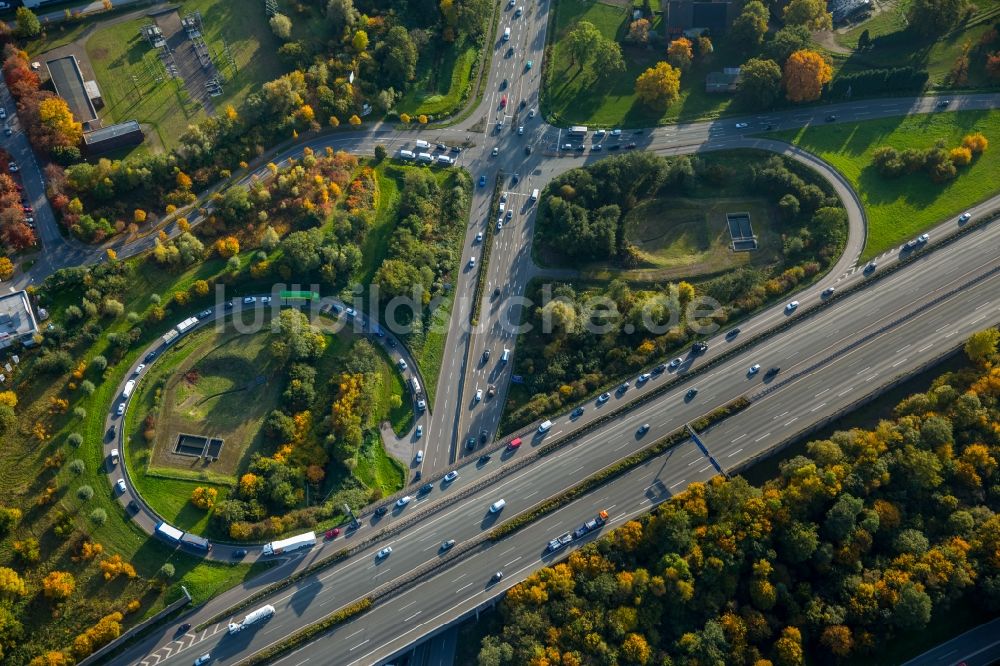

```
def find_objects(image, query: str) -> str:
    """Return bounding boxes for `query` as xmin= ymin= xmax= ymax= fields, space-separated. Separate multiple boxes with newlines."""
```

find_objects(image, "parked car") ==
xmin=232 ymin=549 xmax=248 ymax=558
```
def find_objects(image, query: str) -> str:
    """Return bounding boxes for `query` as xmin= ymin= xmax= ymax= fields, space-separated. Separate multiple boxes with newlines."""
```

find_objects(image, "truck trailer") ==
xmin=154 ymin=521 xmax=183 ymax=543
xmin=175 ymin=316 xmax=199 ymax=335
xmin=228 ymin=604 xmax=276 ymax=634
xmin=179 ymin=532 xmax=212 ymax=552
xmin=261 ymin=531 xmax=317 ymax=556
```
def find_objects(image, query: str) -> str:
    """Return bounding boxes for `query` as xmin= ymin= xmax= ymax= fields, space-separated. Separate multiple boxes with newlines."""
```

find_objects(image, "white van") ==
xmin=530 ymin=188 xmax=539 ymax=202
xmin=489 ymin=499 xmax=506 ymax=513
xmin=415 ymin=139 xmax=430 ymax=149
xmin=537 ymin=420 xmax=553 ymax=434
xmin=399 ymin=149 xmax=415 ymax=159
xmin=503 ymin=27 xmax=511 ymax=41
xmin=436 ymin=154 xmax=454 ymax=165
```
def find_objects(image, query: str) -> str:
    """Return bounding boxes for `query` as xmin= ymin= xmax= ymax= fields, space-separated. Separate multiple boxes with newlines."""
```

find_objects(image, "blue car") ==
xmin=479 ymin=175 xmax=487 ymax=187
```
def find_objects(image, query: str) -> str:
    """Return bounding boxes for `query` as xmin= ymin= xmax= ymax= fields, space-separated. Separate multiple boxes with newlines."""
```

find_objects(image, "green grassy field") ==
xmin=586 ymin=197 xmax=780 ymax=281
xmin=770 ymin=109 xmax=1000 ymax=259
xmin=374 ymin=343 xmax=412 ymax=436
xmin=832 ymin=7 xmax=1000 ymax=89
xmin=543 ymin=0 xmax=737 ymax=127
xmin=355 ymin=432 xmax=407 ymax=498
xmin=356 ymin=166 xmax=401 ymax=286
xmin=85 ymin=0 xmax=284 ymax=153
xmin=398 ymin=43 xmax=480 ymax=118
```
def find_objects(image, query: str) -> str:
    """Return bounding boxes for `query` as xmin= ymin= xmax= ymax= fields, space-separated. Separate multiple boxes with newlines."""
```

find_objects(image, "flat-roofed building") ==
xmin=0 ymin=291 xmax=39 ymax=350
xmin=45 ymin=56 xmax=98 ymax=127
xmin=83 ymin=120 xmax=144 ymax=155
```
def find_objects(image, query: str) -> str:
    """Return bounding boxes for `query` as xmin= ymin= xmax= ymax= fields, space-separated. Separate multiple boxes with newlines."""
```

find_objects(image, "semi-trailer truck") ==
xmin=228 ymin=604 xmax=275 ymax=634
xmin=261 ymin=531 xmax=316 ymax=556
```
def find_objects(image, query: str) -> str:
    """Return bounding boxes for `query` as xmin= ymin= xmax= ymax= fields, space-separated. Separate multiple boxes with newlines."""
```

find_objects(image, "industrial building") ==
xmin=83 ymin=120 xmax=145 ymax=155
xmin=0 ymin=291 xmax=39 ymax=350
xmin=45 ymin=56 xmax=99 ymax=128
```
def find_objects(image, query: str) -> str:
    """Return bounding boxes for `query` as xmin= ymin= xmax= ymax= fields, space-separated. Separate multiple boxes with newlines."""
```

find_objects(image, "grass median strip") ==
xmin=470 ymin=175 xmax=504 ymax=326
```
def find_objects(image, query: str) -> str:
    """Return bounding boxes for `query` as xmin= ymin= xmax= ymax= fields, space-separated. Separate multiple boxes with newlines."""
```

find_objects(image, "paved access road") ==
xmin=116 ymin=183 xmax=1000 ymax=665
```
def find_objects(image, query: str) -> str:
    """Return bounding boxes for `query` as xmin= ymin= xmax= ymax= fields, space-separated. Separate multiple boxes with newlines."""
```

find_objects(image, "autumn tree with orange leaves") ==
xmin=782 ymin=49 xmax=832 ymax=102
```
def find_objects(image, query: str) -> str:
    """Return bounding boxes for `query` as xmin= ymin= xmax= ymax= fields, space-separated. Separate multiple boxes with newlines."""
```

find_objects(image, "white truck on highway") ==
xmin=228 ymin=604 xmax=275 ymax=634
xmin=121 ymin=380 xmax=136 ymax=399
xmin=261 ymin=531 xmax=317 ymax=556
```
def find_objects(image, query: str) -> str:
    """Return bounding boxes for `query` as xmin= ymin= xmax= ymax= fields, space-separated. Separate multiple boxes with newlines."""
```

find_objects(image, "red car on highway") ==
xmin=500 ymin=95 xmax=507 ymax=108
xmin=324 ymin=528 xmax=340 ymax=540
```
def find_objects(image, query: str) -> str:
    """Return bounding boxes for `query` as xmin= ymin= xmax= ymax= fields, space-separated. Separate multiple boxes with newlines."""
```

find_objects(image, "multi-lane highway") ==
xmin=117 ymin=198 xmax=1000 ymax=665
xmin=6 ymin=0 xmax=998 ymax=662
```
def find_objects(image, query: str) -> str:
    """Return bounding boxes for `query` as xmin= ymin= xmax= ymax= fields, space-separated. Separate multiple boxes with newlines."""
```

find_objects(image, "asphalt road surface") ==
xmin=6 ymin=0 xmax=999 ymax=661
xmin=116 ymin=190 xmax=1000 ymax=665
